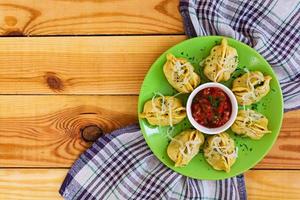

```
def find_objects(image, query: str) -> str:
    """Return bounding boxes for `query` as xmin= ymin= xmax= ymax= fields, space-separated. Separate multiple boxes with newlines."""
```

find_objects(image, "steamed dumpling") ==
xmin=204 ymin=132 xmax=237 ymax=172
xmin=139 ymin=95 xmax=186 ymax=126
xmin=232 ymin=71 xmax=272 ymax=105
xmin=167 ymin=129 xmax=204 ymax=167
xmin=203 ymin=38 xmax=238 ymax=82
xmin=231 ymin=110 xmax=271 ymax=140
xmin=163 ymin=53 xmax=200 ymax=93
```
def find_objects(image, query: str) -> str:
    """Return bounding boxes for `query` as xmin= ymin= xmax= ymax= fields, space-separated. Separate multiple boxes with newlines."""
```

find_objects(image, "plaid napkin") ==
xmin=60 ymin=124 xmax=246 ymax=200
xmin=180 ymin=0 xmax=300 ymax=111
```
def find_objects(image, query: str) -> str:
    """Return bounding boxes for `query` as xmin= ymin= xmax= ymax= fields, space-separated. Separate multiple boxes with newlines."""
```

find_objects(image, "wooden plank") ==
xmin=0 ymin=169 xmax=64 ymax=200
xmin=0 ymin=169 xmax=299 ymax=200
xmin=0 ymin=0 xmax=183 ymax=36
xmin=0 ymin=36 xmax=185 ymax=94
xmin=245 ymin=170 xmax=300 ymax=200
xmin=0 ymin=95 xmax=138 ymax=167
xmin=0 ymin=95 xmax=299 ymax=168
xmin=257 ymin=110 xmax=300 ymax=169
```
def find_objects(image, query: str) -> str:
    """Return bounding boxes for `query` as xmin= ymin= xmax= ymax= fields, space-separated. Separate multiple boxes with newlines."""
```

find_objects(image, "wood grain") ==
xmin=0 ymin=95 xmax=137 ymax=167
xmin=245 ymin=170 xmax=300 ymax=200
xmin=0 ymin=36 xmax=185 ymax=94
xmin=0 ymin=0 xmax=183 ymax=36
xmin=0 ymin=169 xmax=64 ymax=200
xmin=0 ymin=169 xmax=299 ymax=200
xmin=257 ymin=110 xmax=300 ymax=169
xmin=0 ymin=95 xmax=299 ymax=168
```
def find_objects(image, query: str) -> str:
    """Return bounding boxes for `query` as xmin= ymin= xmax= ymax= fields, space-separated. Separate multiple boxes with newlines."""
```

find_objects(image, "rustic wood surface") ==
xmin=245 ymin=170 xmax=300 ymax=200
xmin=0 ymin=36 xmax=185 ymax=94
xmin=0 ymin=0 xmax=183 ymax=36
xmin=0 ymin=169 xmax=65 ymax=200
xmin=0 ymin=95 xmax=299 ymax=169
xmin=0 ymin=0 xmax=299 ymax=199
xmin=1 ymin=169 xmax=299 ymax=200
xmin=0 ymin=95 xmax=137 ymax=167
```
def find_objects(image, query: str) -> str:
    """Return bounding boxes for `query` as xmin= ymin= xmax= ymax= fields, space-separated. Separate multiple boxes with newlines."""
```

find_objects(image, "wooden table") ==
xmin=0 ymin=1 xmax=299 ymax=199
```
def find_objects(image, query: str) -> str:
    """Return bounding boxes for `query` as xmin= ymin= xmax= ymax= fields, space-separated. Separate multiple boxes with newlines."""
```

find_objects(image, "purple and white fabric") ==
xmin=180 ymin=0 xmax=300 ymax=111
xmin=60 ymin=124 xmax=246 ymax=199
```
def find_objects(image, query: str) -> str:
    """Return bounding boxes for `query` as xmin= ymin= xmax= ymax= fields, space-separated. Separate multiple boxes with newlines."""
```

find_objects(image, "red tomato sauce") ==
xmin=191 ymin=87 xmax=232 ymax=128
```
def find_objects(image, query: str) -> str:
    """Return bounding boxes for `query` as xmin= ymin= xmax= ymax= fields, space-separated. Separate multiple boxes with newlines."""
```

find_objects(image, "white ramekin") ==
xmin=186 ymin=82 xmax=238 ymax=135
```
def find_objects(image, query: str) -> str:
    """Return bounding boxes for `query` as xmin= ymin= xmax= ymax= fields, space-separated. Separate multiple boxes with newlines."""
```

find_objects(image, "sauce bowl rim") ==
xmin=186 ymin=82 xmax=238 ymax=135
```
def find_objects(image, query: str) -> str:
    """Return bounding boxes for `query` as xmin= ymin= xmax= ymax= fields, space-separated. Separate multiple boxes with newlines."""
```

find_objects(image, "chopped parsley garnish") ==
xmin=208 ymin=95 xmax=220 ymax=108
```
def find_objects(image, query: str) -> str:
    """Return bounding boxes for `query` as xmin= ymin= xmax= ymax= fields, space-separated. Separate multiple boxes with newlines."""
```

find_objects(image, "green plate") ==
xmin=138 ymin=36 xmax=283 ymax=180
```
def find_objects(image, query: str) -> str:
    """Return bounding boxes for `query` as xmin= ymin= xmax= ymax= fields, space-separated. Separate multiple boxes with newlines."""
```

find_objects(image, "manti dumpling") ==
xmin=204 ymin=132 xmax=237 ymax=172
xmin=203 ymin=38 xmax=238 ymax=82
xmin=167 ymin=129 xmax=204 ymax=167
xmin=232 ymin=71 xmax=272 ymax=105
xmin=231 ymin=110 xmax=271 ymax=140
xmin=139 ymin=95 xmax=186 ymax=126
xmin=163 ymin=53 xmax=200 ymax=93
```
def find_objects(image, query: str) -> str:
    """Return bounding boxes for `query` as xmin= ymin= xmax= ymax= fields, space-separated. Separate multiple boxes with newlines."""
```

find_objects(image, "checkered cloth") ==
xmin=60 ymin=124 xmax=246 ymax=200
xmin=180 ymin=0 xmax=300 ymax=111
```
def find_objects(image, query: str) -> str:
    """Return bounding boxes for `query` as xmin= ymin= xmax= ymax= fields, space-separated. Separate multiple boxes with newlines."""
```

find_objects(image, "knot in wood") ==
xmin=81 ymin=125 xmax=103 ymax=142
xmin=45 ymin=72 xmax=64 ymax=91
